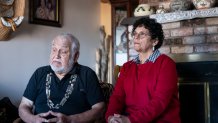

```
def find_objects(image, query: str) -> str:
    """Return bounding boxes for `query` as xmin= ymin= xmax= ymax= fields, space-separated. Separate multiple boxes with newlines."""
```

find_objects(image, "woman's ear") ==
xmin=152 ymin=39 xmax=159 ymax=47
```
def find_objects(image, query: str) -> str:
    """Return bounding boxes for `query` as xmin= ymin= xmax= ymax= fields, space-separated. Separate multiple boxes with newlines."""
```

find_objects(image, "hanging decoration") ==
xmin=96 ymin=26 xmax=112 ymax=83
xmin=0 ymin=0 xmax=25 ymax=40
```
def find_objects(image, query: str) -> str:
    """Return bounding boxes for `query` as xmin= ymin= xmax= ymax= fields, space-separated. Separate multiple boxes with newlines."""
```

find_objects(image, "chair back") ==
xmin=114 ymin=65 xmax=122 ymax=81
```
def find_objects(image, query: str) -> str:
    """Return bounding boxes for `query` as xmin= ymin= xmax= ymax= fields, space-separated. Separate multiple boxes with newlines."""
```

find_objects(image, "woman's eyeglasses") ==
xmin=131 ymin=32 xmax=150 ymax=39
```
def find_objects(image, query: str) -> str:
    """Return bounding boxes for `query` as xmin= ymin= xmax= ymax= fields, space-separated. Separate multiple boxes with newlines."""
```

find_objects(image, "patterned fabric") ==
xmin=133 ymin=50 xmax=161 ymax=64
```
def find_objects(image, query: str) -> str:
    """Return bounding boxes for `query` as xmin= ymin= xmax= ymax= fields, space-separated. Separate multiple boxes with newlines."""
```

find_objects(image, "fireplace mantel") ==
xmin=169 ymin=53 xmax=218 ymax=63
xmin=121 ymin=7 xmax=218 ymax=25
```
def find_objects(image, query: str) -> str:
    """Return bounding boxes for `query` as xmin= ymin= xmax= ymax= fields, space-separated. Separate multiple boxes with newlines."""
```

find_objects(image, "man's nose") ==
xmin=54 ymin=50 xmax=61 ymax=58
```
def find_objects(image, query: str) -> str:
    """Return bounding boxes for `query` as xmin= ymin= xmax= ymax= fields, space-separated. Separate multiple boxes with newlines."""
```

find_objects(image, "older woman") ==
xmin=106 ymin=18 xmax=180 ymax=123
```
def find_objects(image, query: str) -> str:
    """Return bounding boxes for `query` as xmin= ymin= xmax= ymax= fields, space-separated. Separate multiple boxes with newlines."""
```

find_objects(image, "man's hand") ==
xmin=47 ymin=111 xmax=70 ymax=123
xmin=33 ymin=111 xmax=51 ymax=123
xmin=108 ymin=114 xmax=131 ymax=123
xmin=19 ymin=97 xmax=54 ymax=123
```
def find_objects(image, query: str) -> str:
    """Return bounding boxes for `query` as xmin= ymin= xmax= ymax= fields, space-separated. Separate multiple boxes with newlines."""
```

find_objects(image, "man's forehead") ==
xmin=52 ymin=38 xmax=71 ymax=47
xmin=52 ymin=44 xmax=69 ymax=48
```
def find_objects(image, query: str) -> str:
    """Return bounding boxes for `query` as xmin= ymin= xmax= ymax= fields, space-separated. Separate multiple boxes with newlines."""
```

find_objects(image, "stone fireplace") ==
xmin=149 ymin=10 xmax=218 ymax=123
xmin=160 ymin=11 xmax=218 ymax=122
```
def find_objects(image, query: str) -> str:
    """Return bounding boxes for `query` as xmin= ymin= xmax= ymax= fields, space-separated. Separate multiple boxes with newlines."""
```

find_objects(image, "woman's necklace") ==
xmin=46 ymin=73 xmax=77 ymax=109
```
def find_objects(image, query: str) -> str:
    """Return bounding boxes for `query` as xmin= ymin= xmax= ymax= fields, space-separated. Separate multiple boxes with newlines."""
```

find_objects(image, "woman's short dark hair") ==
xmin=132 ymin=17 xmax=164 ymax=50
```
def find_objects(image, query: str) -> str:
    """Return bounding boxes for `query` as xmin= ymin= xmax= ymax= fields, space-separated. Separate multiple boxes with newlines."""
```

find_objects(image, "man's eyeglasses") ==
xmin=131 ymin=32 xmax=150 ymax=39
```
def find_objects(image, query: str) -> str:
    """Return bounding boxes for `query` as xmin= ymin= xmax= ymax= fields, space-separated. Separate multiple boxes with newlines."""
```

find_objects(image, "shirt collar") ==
xmin=133 ymin=50 xmax=161 ymax=64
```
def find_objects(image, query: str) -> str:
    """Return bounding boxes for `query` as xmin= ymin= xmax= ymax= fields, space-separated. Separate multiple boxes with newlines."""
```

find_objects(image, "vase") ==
xmin=170 ymin=0 xmax=192 ymax=12
xmin=134 ymin=4 xmax=154 ymax=16
xmin=192 ymin=0 xmax=216 ymax=9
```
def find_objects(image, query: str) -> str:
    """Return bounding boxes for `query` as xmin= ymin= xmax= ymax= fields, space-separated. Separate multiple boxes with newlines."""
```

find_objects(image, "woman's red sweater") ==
xmin=106 ymin=54 xmax=181 ymax=123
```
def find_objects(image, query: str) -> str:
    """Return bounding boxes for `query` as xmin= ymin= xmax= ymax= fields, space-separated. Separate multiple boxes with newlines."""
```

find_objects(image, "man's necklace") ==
xmin=46 ymin=73 xmax=77 ymax=109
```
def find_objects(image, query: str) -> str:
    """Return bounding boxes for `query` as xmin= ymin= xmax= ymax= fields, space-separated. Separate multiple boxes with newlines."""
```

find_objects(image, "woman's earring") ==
xmin=152 ymin=46 xmax=155 ymax=51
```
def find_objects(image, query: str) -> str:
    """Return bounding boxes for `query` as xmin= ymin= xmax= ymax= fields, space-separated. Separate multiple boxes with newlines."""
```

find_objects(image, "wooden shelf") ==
xmin=121 ymin=7 xmax=218 ymax=25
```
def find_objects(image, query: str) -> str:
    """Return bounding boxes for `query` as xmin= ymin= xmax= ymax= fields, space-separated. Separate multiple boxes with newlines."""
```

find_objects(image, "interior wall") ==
xmin=100 ymin=2 xmax=111 ymax=35
xmin=0 ymin=0 xmax=100 ymax=106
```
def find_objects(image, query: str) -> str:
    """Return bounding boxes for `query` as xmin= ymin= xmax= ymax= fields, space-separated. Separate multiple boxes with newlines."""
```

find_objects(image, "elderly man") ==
xmin=19 ymin=33 xmax=105 ymax=123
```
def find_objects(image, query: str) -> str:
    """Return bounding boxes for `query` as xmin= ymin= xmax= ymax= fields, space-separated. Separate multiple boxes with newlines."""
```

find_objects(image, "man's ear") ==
xmin=74 ymin=51 xmax=80 ymax=62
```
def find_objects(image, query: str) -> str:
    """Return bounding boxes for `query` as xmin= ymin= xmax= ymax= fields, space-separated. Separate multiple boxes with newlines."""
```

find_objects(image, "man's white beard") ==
xmin=50 ymin=65 xmax=65 ymax=73
xmin=50 ymin=58 xmax=74 ymax=74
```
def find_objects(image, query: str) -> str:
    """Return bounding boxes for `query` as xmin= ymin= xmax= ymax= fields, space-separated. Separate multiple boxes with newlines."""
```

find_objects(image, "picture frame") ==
xmin=29 ymin=0 xmax=61 ymax=27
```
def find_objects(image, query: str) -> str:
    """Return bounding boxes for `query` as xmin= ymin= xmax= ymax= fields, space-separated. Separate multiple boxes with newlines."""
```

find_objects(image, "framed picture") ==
xmin=29 ymin=0 xmax=61 ymax=27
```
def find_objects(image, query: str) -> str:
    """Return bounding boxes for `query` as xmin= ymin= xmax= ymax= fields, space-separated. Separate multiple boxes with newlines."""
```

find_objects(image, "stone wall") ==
xmin=160 ymin=17 xmax=218 ymax=55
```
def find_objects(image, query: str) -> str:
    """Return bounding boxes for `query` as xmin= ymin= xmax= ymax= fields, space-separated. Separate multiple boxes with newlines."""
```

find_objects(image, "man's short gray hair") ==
xmin=58 ymin=33 xmax=80 ymax=55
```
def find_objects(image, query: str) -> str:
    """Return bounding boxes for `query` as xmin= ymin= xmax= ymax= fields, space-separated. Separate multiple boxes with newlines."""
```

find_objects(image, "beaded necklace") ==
xmin=46 ymin=73 xmax=77 ymax=109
